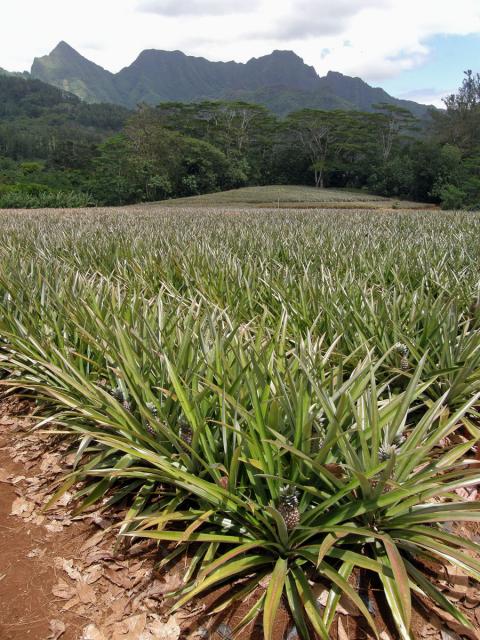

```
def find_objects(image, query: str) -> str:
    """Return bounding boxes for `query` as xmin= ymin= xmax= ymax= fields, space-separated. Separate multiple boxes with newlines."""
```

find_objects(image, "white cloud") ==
xmin=258 ymin=0 xmax=389 ymax=39
xmin=137 ymin=0 xmax=259 ymax=16
xmin=300 ymin=0 xmax=480 ymax=81
xmin=0 ymin=0 xmax=479 ymax=91
xmin=398 ymin=88 xmax=451 ymax=108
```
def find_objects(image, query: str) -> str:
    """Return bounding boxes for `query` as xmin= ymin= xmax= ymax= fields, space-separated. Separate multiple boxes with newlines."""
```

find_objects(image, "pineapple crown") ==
xmin=279 ymin=485 xmax=299 ymax=505
xmin=392 ymin=433 xmax=406 ymax=447
xmin=314 ymin=413 xmax=326 ymax=428
xmin=394 ymin=342 xmax=409 ymax=357
xmin=378 ymin=443 xmax=398 ymax=462
xmin=146 ymin=401 xmax=158 ymax=417
xmin=111 ymin=385 xmax=125 ymax=402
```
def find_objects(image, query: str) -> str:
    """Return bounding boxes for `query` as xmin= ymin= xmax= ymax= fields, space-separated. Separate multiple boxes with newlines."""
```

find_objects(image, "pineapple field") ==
xmin=1 ymin=205 xmax=480 ymax=640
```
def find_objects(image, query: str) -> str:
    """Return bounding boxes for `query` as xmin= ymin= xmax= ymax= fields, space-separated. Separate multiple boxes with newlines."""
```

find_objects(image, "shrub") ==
xmin=0 ymin=188 xmax=95 ymax=208
xmin=438 ymin=184 xmax=467 ymax=210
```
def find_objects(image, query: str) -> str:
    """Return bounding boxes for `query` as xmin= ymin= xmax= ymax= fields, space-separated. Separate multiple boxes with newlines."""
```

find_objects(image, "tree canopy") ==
xmin=0 ymin=72 xmax=479 ymax=209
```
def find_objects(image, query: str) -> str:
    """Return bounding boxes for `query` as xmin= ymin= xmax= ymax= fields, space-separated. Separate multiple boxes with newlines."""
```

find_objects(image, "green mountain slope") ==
xmin=31 ymin=41 xmax=122 ymax=104
xmin=0 ymin=74 xmax=129 ymax=163
xmin=319 ymin=71 xmax=429 ymax=119
xmin=28 ymin=42 xmax=434 ymax=117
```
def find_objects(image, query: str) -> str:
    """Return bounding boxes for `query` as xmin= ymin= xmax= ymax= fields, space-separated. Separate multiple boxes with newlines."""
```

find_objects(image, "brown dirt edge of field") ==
xmin=0 ymin=393 xmax=478 ymax=640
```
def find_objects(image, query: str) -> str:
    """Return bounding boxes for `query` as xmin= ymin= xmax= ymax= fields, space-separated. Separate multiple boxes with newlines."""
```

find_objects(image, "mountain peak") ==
xmin=49 ymin=41 xmax=83 ymax=59
xmin=31 ymin=41 xmax=118 ymax=103
xmin=248 ymin=50 xmax=311 ymax=67
xmin=54 ymin=40 xmax=76 ymax=51
xmin=270 ymin=50 xmax=304 ymax=60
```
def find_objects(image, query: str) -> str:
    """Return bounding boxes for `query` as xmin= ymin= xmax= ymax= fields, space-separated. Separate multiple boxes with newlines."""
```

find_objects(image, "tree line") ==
xmin=0 ymin=72 xmax=479 ymax=209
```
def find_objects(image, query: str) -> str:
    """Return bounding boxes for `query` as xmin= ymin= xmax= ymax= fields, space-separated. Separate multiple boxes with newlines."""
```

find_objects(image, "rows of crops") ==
xmin=1 ymin=207 xmax=480 ymax=639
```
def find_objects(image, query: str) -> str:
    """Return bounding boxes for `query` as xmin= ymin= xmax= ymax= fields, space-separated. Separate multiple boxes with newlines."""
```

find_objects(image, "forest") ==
xmin=0 ymin=71 xmax=479 ymax=209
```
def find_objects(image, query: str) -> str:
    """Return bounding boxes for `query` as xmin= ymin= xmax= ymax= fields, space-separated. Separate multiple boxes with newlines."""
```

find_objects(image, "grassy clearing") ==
xmin=158 ymin=185 xmax=435 ymax=209
xmin=0 ymin=206 xmax=479 ymax=639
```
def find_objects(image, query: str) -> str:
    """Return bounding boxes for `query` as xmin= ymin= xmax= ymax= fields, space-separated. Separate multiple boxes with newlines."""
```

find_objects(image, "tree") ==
xmin=90 ymin=135 xmax=145 ymax=205
xmin=433 ymin=71 xmax=480 ymax=153
xmin=285 ymin=110 xmax=339 ymax=188
xmin=444 ymin=70 xmax=480 ymax=111
xmin=372 ymin=103 xmax=418 ymax=162
xmin=152 ymin=101 xmax=276 ymax=184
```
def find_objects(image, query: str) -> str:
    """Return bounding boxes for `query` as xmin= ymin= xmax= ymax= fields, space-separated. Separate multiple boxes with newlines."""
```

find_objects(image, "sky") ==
xmin=2 ymin=0 xmax=480 ymax=106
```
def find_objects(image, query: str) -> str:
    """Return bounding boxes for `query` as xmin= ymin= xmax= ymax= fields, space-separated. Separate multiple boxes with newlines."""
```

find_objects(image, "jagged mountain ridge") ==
xmin=28 ymin=41 xmax=432 ymax=117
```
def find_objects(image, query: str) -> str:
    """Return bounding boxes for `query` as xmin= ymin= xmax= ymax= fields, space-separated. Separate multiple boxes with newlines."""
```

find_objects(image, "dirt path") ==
xmin=0 ymin=396 xmax=184 ymax=640
xmin=0 ymin=397 xmax=88 ymax=639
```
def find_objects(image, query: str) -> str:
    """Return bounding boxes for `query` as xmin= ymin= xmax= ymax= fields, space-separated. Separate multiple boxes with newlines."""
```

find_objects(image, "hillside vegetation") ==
xmin=0 ymin=71 xmax=479 ymax=209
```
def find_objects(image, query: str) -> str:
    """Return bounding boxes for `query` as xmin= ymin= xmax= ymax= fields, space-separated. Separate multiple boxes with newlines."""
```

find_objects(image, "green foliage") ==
xmin=1 ymin=69 xmax=480 ymax=209
xmin=0 ymin=186 xmax=94 ymax=208
xmin=0 ymin=210 xmax=479 ymax=638
xmin=0 ymin=75 xmax=128 ymax=206
xmin=435 ymin=184 xmax=467 ymax=210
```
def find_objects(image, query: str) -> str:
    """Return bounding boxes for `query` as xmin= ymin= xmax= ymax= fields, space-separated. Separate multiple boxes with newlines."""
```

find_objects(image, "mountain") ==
xmin=30 ymin=42 xmax=433 ymax=117
xmin=113 ymin=49 xmax=321 ymax=106
xmin=319 ymin=72 xmax=428 ymax=117
xmin=31 ymin=41 xmax=122 ymax=104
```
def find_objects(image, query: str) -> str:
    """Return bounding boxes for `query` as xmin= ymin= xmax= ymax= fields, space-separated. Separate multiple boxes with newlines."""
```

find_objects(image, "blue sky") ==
xmin=382 ymin=34 xmax=480 ymax=106
xmin=1 ymin=0 xmax=480 ymax=107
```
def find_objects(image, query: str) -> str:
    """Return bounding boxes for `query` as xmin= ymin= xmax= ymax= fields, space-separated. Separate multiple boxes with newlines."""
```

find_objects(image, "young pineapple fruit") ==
xmin=145 ymin=402 xmax=158 ymax=436
xmin=109 ymin=384 xmax=132 ymax=411
xmin=310 ymin=414 xmax=326 ymax=454
xmin=178 ymin=420 xmax=194 ymax=447
xmin=278 ymin=487 xmax=300 ymax=531
xmin=145 ymin=424 xmax=156 ymax=437
xmin=110 ymin=385 xmax=124 ymax=402
xmin=469 ymin=299 xmax=480 ymax=318
xmin=394 ymin=342 xmax=410 ymax=371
